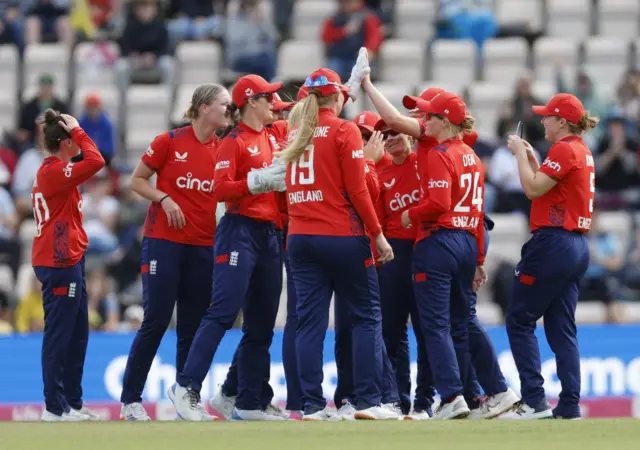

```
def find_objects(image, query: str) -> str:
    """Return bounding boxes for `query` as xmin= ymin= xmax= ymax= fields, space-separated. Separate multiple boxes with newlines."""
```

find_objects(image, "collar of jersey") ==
xmin=238 ymin=122 xmax=263 ymax=134
xmin=558 ymin=135 xmax=581 ymax=144
xmin=188 ymin=125 xmax=217 ymax=146
xmin=319 ymin=107 xmax=337 ymax=116
xmin=435 ymin=136 xmax=461 ymax=148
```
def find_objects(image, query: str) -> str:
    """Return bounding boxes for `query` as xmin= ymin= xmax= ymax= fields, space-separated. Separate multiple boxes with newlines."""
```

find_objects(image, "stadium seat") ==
xmin=23 ymin=43 xmax=70 ymax=101
xmin=171 ymin=84 xmax=200 ymax=125
xmin=72 ymin=85 xmax=120 ymax=125
xmin=467 ymin=82 xmax=511 ymax=139
xmin=394 ymin=0 xmax=435 ymax=40
xmin=0 ymin=264 xmax=12 ymax=297
xmin=429 ymin=39 xmax=476 ymax=87
xmin=73 ymin=41 xmax=120 ymax=90
xmin=490 ymin=213 xmax=529 ymax=244
xmin=277 ymin=40 xmax=325 ymax=82
xmin=19 ymin=221 xmax=38 ymax=265
xmin=583 ymin=37 xmax=631 ymax=89
xmin=496 ymin=0 xmax=543 ymax=31
xmin=364 ymin=82 xmax=412 ymax=113
xmin=416 ymin=81 xmax=467 ymax=99
xmin=599 ymin=211 xmax=632 ymax=247
xmin=531 ymin=80 xmax=556 ymax=102
xmin=533 ymin=37 xmax=580 ymax=82
xmin=597 ymin=0 xmax=640 ymax=39
xmin=546 ymin=0 xmax=592 ymax=38
xmin=575 ymin=303 xmax=607 ymax=324
xmin=379 ymin=39 xmax=425 ymax=84
xmin=0 ymin=44 xmax=18 ymax=128
xmin=476 ymin=303 xmax=504 ymax=326
xmin=482 ymin=38 xmax=529 ymax=85
xmin=291 ymin=0 xmax=336 ymax=40
xmin=176 ymin=41 xmax=222 ymax=86
xmin=15 ymin=263 xmax=34 ymax=301
xmin=125 ymin=85 xmax=172 ymax=163
xmin=342 ymin=92 xmax=365 ymax=120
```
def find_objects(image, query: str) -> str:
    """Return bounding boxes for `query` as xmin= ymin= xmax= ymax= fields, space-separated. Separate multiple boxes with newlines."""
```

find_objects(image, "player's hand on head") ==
xmin=160 ymin=196 xmax=186 ymax=230
xmin=363 ymin=130 xmax=384 ymax=162
xmin=472 ymin=265 xmax=488 ymax=292
xmin=58 ymin=114 xmax=80 ymax=133
xmin=375 ymin=233 xmax=394 ymax=264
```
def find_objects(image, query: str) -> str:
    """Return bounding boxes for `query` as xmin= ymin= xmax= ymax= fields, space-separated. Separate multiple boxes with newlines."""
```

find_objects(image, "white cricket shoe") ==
xmin=120 ymin=402 xmax=151 ymax=421
xmin=433 ymin=396 xmax=470 ymax=420
xmin=41 ymin=409 xmax=90 ymax=422
xmin=72 ymin=405 xmax=101 ymax=421
xmin=231 ymin=407 xmax=285 ymax=421
xmin=498 ymin=400 xmax=553 ymax=420
xmin=303 ymin=406 xmax=341 ymax=421
xmin=468 ymin=389 xmax=520 ymax=419
xmin=403 ymin=409 xmax=431 ymax=420
xmin=337 ymin=402 xmax=356 ymax=421
xmin=354 ymin=405 xmax=399 ymax=420
xmin=265 ymin=404 xmax=290 ymax=419
xmin=209 ymin=387 xmax=236 ymax=420
xmin=168 ymin=384 xmax=211 ymax=421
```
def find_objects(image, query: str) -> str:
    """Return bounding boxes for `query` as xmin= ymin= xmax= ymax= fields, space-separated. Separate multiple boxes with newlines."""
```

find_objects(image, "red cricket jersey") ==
xmin=530 ymin=135 xmax=595 ymax=233
xmin=266 ymin=120 xmax=290 ymax=230
xmin=408 ymin=137 xmax=486 ymax=264
xmin=376 ymin=152 xmax=419 ymax=240
xmin=31 ymin=128 xmax=105 ymax=267
xmin=286 ymin=108 xmax=382 ymax=237
xmin=213 ymin=122 xmax=279 ymax=223
xmin=142 ymin=126 xmax=218 ymax=246
xmin=416 ymin=118 xmax=438 ymax=198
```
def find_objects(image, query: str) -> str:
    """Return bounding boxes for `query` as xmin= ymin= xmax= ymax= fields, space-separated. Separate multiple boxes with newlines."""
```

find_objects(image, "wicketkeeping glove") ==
xmin=345 ymin=47 xmax=371 ymax=101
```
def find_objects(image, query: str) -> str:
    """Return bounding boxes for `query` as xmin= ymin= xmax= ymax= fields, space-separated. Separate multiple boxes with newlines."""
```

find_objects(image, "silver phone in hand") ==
xmin=515 ymin=121 xmax=524 ymax=138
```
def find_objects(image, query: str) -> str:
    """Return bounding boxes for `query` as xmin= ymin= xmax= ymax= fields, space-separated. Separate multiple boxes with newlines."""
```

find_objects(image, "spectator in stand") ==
xmin=12 ymin=123 xmax=44 ymax=221
xmin=580 ymin=208 xmax=624 ymax=323
xmin=594 ymin=113 xmax=640 ymax=207
xmin=623 ymin=224 xmax=640 ymax=296
xmin=615 ymin=71 xmax=640 ymax=138
xmin=78 ymin=94 xmax=115 ymax=165
xmin=88 ymin=0 xmax=117 ymax=32
xmin=321 ymin=0 xmax=384 ymax=84
xmin=115 ymin=0 xmax=175 ymax=96
xmin=87 ymin=268 xmax=119 ymax=331
xmin=224 ymin=0 xmax=277 ymax=81
xmin=0 ymin=291 xmax=12 ymax=334
xmin=25 ymin=0 xmax=74 ymax=46
xmin=496 ymin=74 xmax=545 ymax=150
xmin=17 ymin=74 xmax=68 ymax=149
xmin=14 ymin=274 xmax=44 ymax=333
xmin=0 ymin=166 xmax=21 ymax=282
xmin=167 ymin=0 xmax=218 ymax=52
xmin=0 ymin=1 xmax=23 ymax=51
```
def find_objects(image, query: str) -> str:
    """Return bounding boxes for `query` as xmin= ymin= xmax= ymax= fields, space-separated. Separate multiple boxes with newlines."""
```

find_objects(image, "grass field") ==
xmin=1 ymin=419 xmax=639 ymax=450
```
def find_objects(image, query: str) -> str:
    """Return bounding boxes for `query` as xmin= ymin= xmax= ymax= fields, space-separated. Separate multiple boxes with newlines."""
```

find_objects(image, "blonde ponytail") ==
xmin=281 ymin=93 xmax=320 ymax=164
xmin=567 ymin=112 xmax=600 ymax=136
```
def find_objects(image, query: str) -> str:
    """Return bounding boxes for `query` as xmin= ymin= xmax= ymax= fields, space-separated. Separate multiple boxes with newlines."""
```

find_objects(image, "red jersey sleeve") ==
xmin=363 ymin=13 xmax=384 ymax=53
xmin=212 ymin=135 xmax=250 ymax=201
xmin=416 ymin=118 xmax=438 ymax=145
xmin=141 ymin=132 xmax=171 ymax=171
xmin=38 ymin=128 xmax=105 ymax=197
xmin=365 ymin=161 xmax=380 ymax=203
xmin=337 ymin=122 xmax=382 ymax=236
xmin=539 ymin=141 xmax=576 ymax=181
xmin=408 ymin=150 xmax=454 ymax=223
xmin=321 ymin=17 xmax=347 ymax=44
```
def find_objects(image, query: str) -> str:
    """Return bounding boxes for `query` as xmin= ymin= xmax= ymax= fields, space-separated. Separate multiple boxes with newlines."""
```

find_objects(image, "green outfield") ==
xmin=1 ymin=419 xmax=640 ymax=450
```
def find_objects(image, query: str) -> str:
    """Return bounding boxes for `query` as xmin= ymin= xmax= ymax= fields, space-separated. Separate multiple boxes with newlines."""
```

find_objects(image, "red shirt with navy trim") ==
xmin=416 ymin=118 xmax=439 ymax=198
xmin=213 ymin=122 xmax=279 ymax=223
xmin=142 ymin=126 xmax=218 ymax=246
xmin=376 ymin=152 xmax=419 ymax=240
xmin=32 ymin=128 xmax=105 ymax=267
xmin=530 ymin=135 xmax=595 ymax=233
xmin=407 ymin=137 xmax=486 ymax=264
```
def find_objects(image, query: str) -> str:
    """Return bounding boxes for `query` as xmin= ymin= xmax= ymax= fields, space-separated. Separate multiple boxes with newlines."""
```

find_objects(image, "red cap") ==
xmin=403 ymin=87 xmax=445 ymax=110
xmin=414 ymin=91 xmax=467 ymax=126
xmin=272 ymin=93 xmax=295 ymax=112
xmin=297 ymin=86 xmax=309 ymax=101
xmin=374 ymin=119 xmax=390 ymax=132
xmin=353 ymin=111 xmax=380 ymax=133
xmin=232 ymin=74 xmax=282 ymax=108
xmin=303 ymin=68 xmax=350 ymax=98
xmin=532 ymin=93 xmax=585 ymax=124
xmin=85 ymin=93 xmax=102 ymax=107
xmin=462 ymin=130 xmax=478 ymax=147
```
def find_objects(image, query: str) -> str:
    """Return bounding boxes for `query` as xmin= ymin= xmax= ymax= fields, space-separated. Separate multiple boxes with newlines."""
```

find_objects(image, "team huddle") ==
xmin=31 ymin=47 xmax=597 ymax=422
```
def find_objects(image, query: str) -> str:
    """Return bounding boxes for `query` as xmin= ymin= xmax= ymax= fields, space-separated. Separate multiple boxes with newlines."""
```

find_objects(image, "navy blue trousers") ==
xmin=289 ymin=234 xmax=383 ymax=411
xmin=121 ymin=238 xmax=213 ymax=404
xmin=35 ymin=257 xmax=88 ymax=416
xmin=177 ymin=215 xmax=282 ymax=410
xmin=413 ymin=230 xmax=477 ymax=401
xmin=282 ymin=246 xmax=302 ymax=410
xmin=507 ymin=228 xmax=589 ymax=418
xmin=379 ymin=238 xmax=434 ymax=415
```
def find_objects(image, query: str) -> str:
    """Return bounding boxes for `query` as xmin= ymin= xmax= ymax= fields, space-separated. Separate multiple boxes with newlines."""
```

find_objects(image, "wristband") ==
xmin=159 ymin=195 xmax=170 ymax=204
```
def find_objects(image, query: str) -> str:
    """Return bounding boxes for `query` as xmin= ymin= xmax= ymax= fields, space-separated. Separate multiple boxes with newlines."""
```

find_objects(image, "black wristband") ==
xmin=159 ymin=195 xmax=170 ymax=204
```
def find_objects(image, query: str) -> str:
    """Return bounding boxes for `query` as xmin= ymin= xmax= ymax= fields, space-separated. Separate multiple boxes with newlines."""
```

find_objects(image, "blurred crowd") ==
xmin=0 ymin=0 xmax=640 ymax=334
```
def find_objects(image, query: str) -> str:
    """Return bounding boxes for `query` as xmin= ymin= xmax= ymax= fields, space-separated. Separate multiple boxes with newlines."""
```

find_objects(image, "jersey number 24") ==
xmin=454 ymin=172 xmax=483 ymax=213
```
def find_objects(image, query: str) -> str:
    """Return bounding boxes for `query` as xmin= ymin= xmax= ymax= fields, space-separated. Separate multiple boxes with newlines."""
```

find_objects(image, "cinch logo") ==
xmin=63 ymin=163 xmax=74 ymax=178
xmin=543 ymin=159 xmax=562 ymax=172
xmin=215 ymin=160 xmax=230 ymax=170
xmin=352 ymin=149 xmax=364 ymax=159
xmin=389 ymin=189 xmax=421 ymax=211
xmin=175 ymin=152 xmax=188 ymax=162
xmin=176 ymin=172 xmax=214 ymax=192
xmin=428 ymin=179 xmax=449 ymax=189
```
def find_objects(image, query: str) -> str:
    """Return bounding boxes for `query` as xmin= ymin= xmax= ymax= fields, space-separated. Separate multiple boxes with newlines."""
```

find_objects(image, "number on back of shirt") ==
xmin=454 ymin=172 xmax=483 ymax=213
xmin=31 ymin=192 xmax=50 ymax=237
xmin=291 ymin=144 xmax=315 ymax=185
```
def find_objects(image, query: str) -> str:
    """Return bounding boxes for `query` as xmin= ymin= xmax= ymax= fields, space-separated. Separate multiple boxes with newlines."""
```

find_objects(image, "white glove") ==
xmin=247 ymin=163 xmax=287 ymax=194
xmin=345 ymin=47 xmax=371 ymax=101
